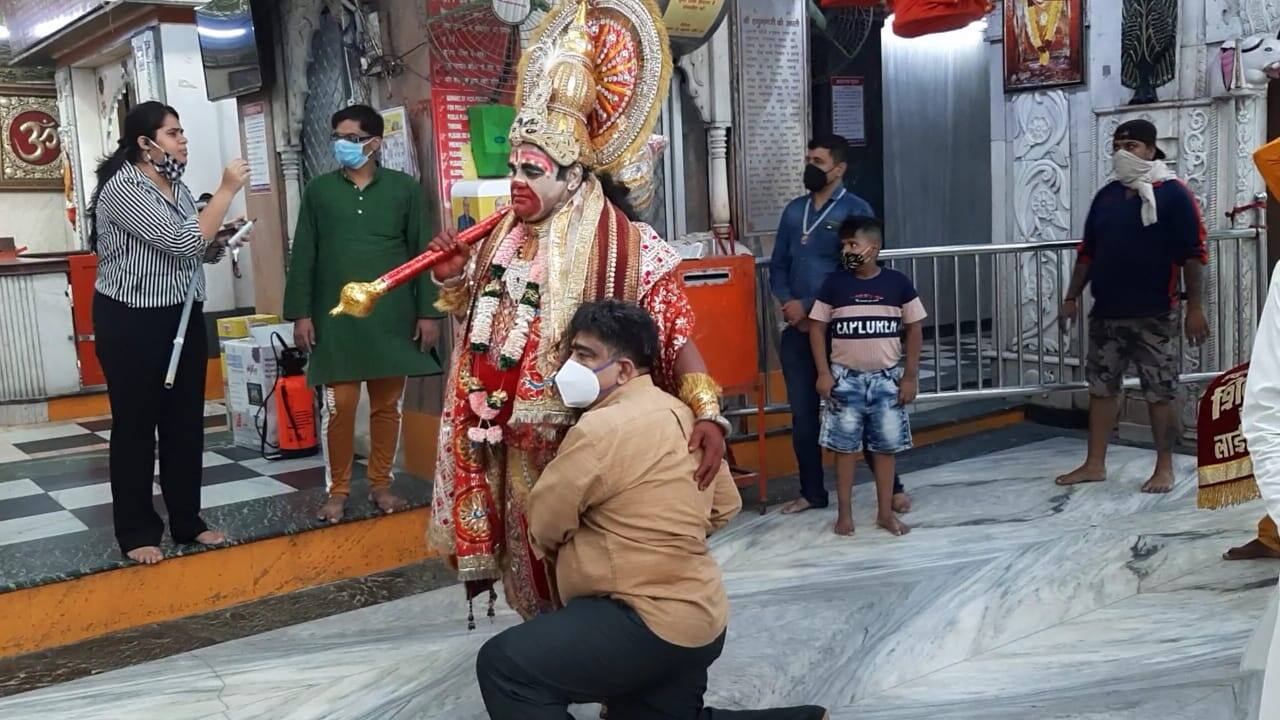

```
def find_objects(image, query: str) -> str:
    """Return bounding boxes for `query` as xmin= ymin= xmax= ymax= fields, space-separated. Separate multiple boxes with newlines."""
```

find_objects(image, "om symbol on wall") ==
xmin=8 ymin=110 xmax=61 ymax=167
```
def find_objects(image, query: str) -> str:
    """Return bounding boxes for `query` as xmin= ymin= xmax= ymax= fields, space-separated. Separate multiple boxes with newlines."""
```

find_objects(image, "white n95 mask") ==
xmin=554 ymin=358 xmax=614 ymax=408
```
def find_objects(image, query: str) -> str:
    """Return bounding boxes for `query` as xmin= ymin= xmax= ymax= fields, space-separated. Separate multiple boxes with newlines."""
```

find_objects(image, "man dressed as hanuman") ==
xmin=414 ymin=0 xmax=728 ymax=619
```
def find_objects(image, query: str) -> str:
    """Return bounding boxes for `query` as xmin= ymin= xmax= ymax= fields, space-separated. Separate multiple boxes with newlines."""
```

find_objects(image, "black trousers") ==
xmin=94 ymin=293 xmax=209 ymax=553
xmin=477 ymin=596 xmax=828 ymax=720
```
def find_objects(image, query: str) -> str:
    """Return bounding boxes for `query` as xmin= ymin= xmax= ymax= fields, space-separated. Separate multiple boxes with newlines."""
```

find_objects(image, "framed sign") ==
xmin=734 ymin=0 xmax=809 ymax=239
xmin=239 ymin=102 xmax=272 ymax=194
xmin=1003 ymin=0 xmax=1086 ymax=92
xmin=831 ymin=76 xmax=866 ymax=147
xmin=0 ymin=86 xmax=62 ymax=190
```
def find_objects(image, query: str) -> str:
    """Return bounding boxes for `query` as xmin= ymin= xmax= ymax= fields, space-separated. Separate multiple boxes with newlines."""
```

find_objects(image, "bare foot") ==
xmin=371 ymin=487 xmax=409 ymax=514
xmin=834 ymin=514 xmax=855 ymax=536
xmin=878 ymin=515 xmax=911 ymax=536
xmin=892 ymin=492 xmax=912 ymax=514
xmin=781 ymin=497 xmax=814 ymax=515
xmin=194 ymin=530 xmax=226 ymax=546
xmin=1054 ymin=464 xmax=1107 ymax=486
xmin=1224 ymin=539 xmax=1280 ymax=561
xmin=126 ymin=546 xmax=163 ymax=564
xmin=318 ymin=494 xmax=348 ymax=523
xmin=1141 ymin=470 xmax=1175 ymax=494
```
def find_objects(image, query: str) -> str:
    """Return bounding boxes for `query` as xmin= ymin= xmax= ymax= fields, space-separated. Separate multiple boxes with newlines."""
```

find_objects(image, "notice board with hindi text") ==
xmin=734 ymin=0 xmax=809 ymax=244
xmin=831 ymin=76 xmax=866 ymax=147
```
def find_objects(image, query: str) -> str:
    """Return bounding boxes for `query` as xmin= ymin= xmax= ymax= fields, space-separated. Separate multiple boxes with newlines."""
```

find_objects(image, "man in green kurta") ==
xmin=282 ymin=104 xmax=442 ymax=523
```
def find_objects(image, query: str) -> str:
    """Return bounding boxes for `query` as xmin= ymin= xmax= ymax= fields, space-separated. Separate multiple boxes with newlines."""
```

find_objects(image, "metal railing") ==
xmin=728 ymin=229 xmax=1268 ymax=422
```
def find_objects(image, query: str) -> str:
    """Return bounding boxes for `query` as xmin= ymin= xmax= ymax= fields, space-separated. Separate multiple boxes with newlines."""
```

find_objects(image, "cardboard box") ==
xmin=216 ymin=313 xmax=280 ymax=407
xmin=223 ymin=337 xmax=280 ymax=451
xmin=247 ymin=323 xmax=295 ymax=352
xmin=216 ymin=313 xmax=281 ymax=342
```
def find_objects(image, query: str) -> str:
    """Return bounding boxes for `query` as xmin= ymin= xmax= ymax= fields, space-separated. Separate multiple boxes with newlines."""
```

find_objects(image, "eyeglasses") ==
xmin=331 ymin=133 xmax=375 ymax=143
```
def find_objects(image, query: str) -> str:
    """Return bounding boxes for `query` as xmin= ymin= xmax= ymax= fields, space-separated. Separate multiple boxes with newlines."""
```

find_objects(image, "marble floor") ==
xmin=0 ymin=436 xmax=1273 ymax=719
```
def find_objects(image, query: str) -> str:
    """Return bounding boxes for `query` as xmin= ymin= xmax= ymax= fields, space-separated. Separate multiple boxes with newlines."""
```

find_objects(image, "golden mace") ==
xmin=330 ymin=208 xmax=511 ymax=318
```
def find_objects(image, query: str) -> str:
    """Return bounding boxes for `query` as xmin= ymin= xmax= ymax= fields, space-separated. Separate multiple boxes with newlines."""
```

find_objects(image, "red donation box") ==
xmin=677 ymin=254 xmax=770 ymax=509
xmin=892 ymin=0 xmax=992 ymax=39
xmin=677 ymin=256 xmax=759 ymax=390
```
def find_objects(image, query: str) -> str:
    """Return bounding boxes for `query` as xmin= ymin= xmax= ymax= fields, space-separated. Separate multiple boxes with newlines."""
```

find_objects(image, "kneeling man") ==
xmin=477 ymin=300 xmax=827 ymax=719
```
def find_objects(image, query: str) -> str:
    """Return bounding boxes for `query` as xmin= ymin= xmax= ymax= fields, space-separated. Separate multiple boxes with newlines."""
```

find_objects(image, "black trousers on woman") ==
xmin=94 ymin=292 xmax=209 ymax=553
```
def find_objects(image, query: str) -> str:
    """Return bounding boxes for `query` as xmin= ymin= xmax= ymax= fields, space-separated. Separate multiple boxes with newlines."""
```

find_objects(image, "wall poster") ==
xmin=379 ymin=106 xmax=419 ymax=179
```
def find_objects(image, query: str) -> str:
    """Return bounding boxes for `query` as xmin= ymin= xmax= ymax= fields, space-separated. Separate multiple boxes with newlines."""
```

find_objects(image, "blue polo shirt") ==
xmin=1078 ymin=180 xmax=1207 ymax=319
xmin=770 ymin=189 xmax=875 ymax=313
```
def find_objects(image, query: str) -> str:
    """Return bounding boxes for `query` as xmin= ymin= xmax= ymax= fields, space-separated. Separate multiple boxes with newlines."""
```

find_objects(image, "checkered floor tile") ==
xmin=0 ymin=403 xmax=229 ymax=463
xmin=0 ymin=445 xmax=362 ymax=547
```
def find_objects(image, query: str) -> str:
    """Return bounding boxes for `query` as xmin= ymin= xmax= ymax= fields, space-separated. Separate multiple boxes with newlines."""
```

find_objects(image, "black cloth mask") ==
xmin=803 ymin=164 xmax=831 ymax=193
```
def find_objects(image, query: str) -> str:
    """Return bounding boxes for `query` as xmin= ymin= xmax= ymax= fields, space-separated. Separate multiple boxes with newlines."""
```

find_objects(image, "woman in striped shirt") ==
xmin=90 ymin=101 xmax=250 ymax=565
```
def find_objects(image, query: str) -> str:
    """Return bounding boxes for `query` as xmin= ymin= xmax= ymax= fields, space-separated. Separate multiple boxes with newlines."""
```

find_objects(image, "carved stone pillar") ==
xmin=275 ymin=0 xmax=324 ymax=246
xmin=678 ymin=22 xmax=733 ymax=246
xmin=1238 ymin=0 xmax=1280 ymax=35
xmin=707 ymin=124 xmax=731 ymax=243
xmin=1011 ymin=90 xmax=1072 ymax=385
xmin=1229 ymin=90 xmax=1266 ymax=362
xmin=54 ymin=67 xmax=87 ymax=250
xmin=278 ymin=144 xmax=304 ymax=246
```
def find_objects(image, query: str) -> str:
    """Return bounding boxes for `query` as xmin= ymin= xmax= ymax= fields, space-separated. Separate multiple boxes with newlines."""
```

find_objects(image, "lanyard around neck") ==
xmin=803 ymin=188 xmax=846 ymax=237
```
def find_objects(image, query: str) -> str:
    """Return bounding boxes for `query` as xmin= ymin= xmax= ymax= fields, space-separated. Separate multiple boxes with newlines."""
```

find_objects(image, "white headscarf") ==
xmin=1112 ymin=150 xmax=1178 ymax=227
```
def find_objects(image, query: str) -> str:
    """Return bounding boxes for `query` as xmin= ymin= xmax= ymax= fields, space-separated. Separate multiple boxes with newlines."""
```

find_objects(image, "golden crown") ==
xmin=510 ymin=0 xmax=671 ymax=175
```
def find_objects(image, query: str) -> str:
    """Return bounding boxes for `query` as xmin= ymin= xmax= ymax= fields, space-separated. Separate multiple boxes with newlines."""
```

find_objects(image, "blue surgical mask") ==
xmin=333 ymin=138 xmax=371 ymax=169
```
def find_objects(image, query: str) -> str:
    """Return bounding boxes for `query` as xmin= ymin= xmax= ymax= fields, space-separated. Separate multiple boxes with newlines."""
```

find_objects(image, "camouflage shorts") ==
xmin=1086 ymin=312 xmax=1179 ymax=403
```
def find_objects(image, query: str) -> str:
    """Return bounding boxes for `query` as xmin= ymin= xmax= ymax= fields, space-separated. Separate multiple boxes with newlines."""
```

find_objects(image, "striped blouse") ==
xmin=93 ymin=162 xmax=225 ymax=308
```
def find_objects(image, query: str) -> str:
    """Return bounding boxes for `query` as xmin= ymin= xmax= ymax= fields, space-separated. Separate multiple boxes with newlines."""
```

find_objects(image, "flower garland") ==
xmin=469 ymin=227 xmax=545 ymax=370
xmin=466 ymin=386 xmax=508 ymax=446
xmin=498 ymin=272 xmax=543 ymax=369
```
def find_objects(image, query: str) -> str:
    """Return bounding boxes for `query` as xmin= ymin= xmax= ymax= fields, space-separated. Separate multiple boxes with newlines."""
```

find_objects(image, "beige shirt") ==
xmin=527 ymin=375 xmax=742 ymax=648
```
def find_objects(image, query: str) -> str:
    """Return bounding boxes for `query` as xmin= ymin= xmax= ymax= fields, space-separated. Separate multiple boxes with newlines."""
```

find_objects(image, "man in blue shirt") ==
xmin=1056 ymin=119 xmax=1209 ymax=494
xmin=771 ymin=135 xmax=909 ymax=514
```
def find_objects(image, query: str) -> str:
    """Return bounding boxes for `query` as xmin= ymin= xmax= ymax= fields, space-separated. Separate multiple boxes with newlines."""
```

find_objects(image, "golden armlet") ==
xmin=678 ymin=372 xmax=722 ymax=419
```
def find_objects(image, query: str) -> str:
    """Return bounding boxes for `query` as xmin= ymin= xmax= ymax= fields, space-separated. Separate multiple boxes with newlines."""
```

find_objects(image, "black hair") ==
xmin=839 ymin=215 xmax=884 ymax=246
xmin=597 ymin=172 xmax=642 ymax=222
xmin=565 ymin=300 xmax=659 ymax=370
xmin=808 ymin=134 xmax=849 ymax=166
xmin=331 ymin=104 xmax=384 ymax=137
xmin=88 ymin=101 xmax=180 ymax=252
xmin=547 ymin=164 xmax=641 ymax=221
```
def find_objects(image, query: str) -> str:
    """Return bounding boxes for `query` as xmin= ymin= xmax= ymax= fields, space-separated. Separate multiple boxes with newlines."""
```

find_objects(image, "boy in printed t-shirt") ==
xmin=809 ymin=217 xmax=925 ymax=537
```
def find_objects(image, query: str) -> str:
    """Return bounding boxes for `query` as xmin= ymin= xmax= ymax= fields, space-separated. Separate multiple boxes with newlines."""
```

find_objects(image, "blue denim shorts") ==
xmin=819 ymin=365 xmax=913 ymax=455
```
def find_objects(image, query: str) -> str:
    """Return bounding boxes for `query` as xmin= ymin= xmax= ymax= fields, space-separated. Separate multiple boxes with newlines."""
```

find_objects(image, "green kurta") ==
xmin=282 ymin=168 xmax=442 ymax=387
